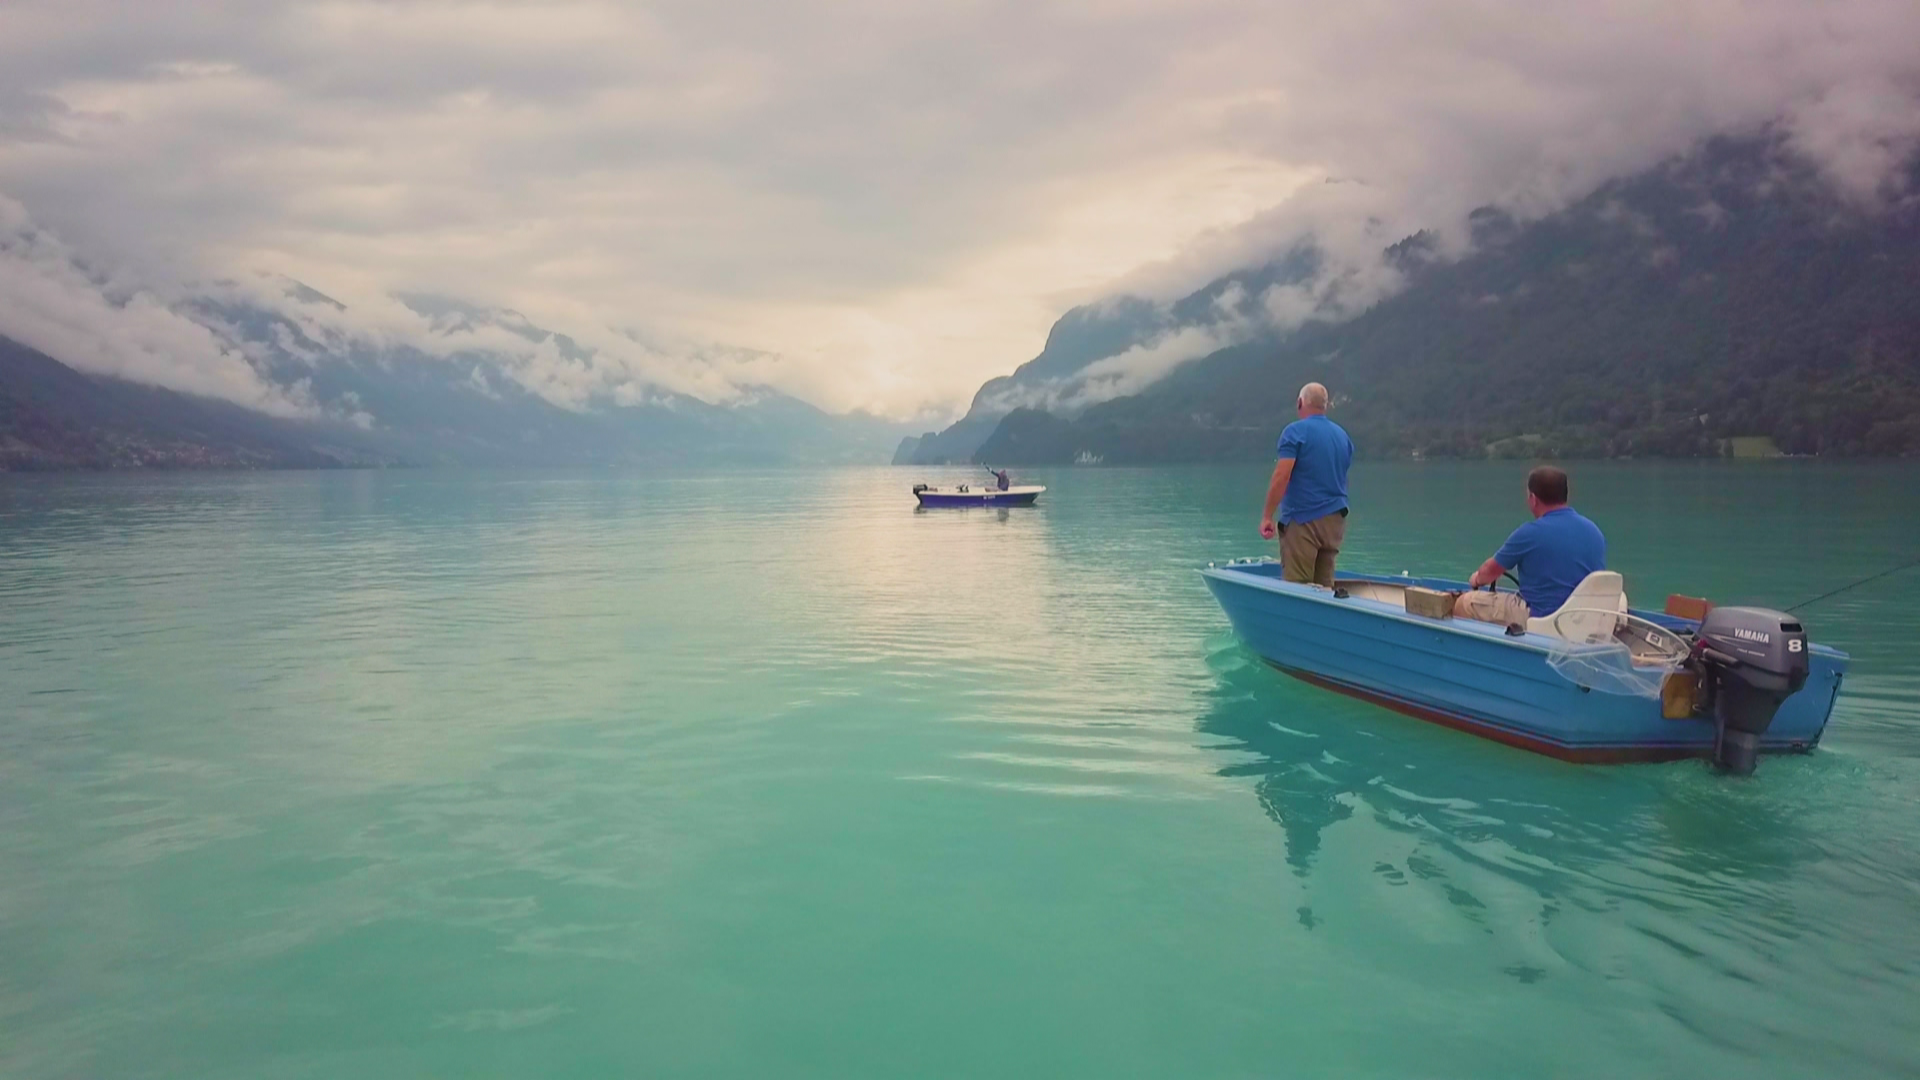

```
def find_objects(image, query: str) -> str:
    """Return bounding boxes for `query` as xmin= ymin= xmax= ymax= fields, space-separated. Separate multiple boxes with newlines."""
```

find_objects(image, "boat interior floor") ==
xmin=1335 ymin=580 xmax=1415 ymax=607
xmin=1330 ymin=578 xmax=1680 ymax=660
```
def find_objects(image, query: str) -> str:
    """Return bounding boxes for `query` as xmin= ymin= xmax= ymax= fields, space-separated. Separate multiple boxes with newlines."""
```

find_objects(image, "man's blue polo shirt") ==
xmin=1495 ymin=507 xmax=1607 ymax=617
xmin=1275 ymin=414 xmax=1354 ymax=524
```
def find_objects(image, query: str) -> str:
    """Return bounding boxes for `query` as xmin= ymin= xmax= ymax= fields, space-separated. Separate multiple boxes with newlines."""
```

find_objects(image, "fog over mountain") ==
xmin=957 ymin=134 xmax=1920 ymax=464
xmin=2 ymin=0 xmax=1918 ymax=445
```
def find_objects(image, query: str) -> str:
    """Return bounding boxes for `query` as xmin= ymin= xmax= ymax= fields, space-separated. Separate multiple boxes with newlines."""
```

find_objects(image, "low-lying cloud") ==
xmin=0 ymin=195 xmax=315 ymax=415
xmin=1 ymin=0 xmax=1916 ymax=420
xmin=3 ymin=194 xmax=816 ymax=426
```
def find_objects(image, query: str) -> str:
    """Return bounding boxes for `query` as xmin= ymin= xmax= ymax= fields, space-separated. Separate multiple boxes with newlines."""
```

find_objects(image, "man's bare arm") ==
xmin=1467 ymin=556 xmax=1506 ymax=589
xmin=1259 ymin=459 xmax=1295 ymax=537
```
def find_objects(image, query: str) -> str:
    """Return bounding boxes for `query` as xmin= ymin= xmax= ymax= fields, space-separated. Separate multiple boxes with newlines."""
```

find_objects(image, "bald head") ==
xmin=1297 ymin=382 xmax=1329 ymax=414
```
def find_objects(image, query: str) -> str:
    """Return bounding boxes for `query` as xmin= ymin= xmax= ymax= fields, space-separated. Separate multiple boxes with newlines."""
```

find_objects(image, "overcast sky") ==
xmin=2 ymin=0 xmax=1917 ymax=420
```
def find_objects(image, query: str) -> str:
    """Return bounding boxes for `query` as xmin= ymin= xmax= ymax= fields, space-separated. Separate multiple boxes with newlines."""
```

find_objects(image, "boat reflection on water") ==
xmin=1196 ymin=632 xmax=1823 ymax=938
xmin=1195 ymin=638 xmax=1920 ymax=1076
xmin=914 ymin=505 xmax=1014 ymax=524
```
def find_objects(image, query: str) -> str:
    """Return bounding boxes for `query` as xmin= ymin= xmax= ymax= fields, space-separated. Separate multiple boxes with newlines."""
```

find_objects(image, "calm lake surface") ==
xmin=2 ymin=462 xmax=1917 ymax=1078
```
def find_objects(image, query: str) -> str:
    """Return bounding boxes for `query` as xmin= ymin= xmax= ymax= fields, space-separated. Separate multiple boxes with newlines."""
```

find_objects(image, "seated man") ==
xmin=1456 ymin=466 xmax=1607 ymax=627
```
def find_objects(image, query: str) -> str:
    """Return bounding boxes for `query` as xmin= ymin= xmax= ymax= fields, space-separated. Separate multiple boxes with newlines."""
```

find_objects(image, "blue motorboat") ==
xmin=1201 ymin=560 xmax=1848 ymax=772
xmin=912 ymin=482 xmax=1044 ymax=508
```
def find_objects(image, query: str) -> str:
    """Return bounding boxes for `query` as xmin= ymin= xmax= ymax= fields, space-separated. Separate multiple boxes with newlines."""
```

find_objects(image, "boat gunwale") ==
xmin=913 ymin=485 xmax=1046 ymax=495
xmin=1198 ymin=562 xmax=1851 ymax=662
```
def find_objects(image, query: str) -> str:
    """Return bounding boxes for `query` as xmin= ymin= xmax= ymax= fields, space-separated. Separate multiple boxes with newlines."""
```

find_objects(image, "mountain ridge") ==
xmin=0 ymin=335 xmax=369 ymax=469
xmin=0 ymin=289 xmax=918 ymax=470
xmin=899 ymin=251 xmax=1320 ymax=464
xmin=908 ymin=133 xmax=1920 ymax=466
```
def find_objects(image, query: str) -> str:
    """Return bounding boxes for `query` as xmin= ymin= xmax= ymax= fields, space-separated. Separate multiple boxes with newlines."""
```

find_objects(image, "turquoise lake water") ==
xmin=2 ymin=462 xmax=1917 ymax=1078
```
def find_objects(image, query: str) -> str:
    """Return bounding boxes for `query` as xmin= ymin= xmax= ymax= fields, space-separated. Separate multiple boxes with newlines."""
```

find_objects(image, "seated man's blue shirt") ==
xmin=1494 ymin=507 xmax=1608 ymax=617
xmin=1275 ymin=415 xmax=1354 ymax=524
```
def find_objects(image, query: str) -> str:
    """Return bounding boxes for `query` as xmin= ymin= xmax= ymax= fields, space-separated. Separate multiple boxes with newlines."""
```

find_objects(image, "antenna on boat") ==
xmin=1784 ymin=553 xmax=1920 ymax=614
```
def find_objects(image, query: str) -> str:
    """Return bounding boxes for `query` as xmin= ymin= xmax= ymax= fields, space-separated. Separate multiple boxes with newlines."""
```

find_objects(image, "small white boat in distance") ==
xmin=912 ymin=483 xmax=1045 ymax=507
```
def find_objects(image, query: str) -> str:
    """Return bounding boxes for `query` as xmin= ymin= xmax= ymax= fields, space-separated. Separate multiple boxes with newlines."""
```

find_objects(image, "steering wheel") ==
xmin=1482 ymin=570 xmax=1522 ymax=592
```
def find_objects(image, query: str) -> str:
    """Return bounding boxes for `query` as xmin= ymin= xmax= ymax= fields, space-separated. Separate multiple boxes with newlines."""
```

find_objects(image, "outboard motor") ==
xmin=1693 ymin=607 xmax=1809 ymax=775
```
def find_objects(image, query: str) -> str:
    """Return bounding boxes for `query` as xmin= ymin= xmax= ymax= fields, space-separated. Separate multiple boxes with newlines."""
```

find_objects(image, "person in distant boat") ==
xmin=1457 ymin=465 xmax=1607 ymax=626
xmin=1258 ymin=382 xmax=1355 ymax=587
xmin=994 ymin=469 xmax=1011 ymax=492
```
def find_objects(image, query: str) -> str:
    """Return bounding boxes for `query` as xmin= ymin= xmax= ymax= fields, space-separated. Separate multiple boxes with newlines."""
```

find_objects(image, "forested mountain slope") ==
xmin=965 ymin=136 xmax=1920 ymax=464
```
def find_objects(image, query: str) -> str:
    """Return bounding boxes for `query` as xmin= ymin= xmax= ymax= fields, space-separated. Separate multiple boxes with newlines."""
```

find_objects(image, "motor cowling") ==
xmin=1694 ymin=606 xmax=1810 ymax=775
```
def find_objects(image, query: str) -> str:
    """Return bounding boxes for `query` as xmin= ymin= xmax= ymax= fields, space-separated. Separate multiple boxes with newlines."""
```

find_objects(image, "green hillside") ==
xmin=975 ymin=135 xmax=1920 ymax=464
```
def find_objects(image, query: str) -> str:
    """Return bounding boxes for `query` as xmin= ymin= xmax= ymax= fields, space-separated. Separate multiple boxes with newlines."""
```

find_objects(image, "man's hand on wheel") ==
xmin=1259 ymin=518 xmax=1278 ymax=540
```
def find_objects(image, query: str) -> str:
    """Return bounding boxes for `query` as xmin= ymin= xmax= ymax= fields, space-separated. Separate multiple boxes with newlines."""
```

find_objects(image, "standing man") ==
xmin=1259 ymin=382 xmax=1355 ymax=587
xmin=1457 ymin=466 xmax=1607 ymax=625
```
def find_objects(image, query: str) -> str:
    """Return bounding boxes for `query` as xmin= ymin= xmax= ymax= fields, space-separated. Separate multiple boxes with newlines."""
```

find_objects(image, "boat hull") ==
xmin=914 ymin=487 xmax=1043 ymax=508
xmin=1202 ymin=562 xmax=1847 ymax=764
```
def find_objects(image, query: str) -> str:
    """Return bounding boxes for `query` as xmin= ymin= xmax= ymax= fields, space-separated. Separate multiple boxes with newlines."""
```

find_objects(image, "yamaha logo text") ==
xmin=1732 ymin=627 xmax=1772 ymax=644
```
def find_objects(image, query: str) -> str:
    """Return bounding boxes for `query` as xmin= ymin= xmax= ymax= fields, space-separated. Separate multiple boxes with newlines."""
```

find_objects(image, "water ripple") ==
xmin=0 ymin=464 xmax=1916 ymax=1078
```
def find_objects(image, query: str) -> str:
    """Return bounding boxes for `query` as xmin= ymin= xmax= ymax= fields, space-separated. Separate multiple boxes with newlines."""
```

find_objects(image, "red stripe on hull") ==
xmin=1272 ymin=663 xmax=1703 ymax=765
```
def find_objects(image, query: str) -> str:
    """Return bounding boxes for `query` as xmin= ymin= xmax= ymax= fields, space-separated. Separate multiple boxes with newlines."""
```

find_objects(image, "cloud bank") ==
xmin=0 ymin=0 xmax=1916 ymax=419
xmin=0 ymin=195 xmax=315 ymax=415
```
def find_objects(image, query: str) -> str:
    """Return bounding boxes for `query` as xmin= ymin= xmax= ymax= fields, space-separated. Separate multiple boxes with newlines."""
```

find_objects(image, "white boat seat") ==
xmin=1526 ymin=571 xmax=1630 ymax=641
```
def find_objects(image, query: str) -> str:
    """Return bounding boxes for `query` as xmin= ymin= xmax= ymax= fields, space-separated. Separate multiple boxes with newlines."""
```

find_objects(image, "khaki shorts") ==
xmin=1279 ymin=511 xmax=1347 ymax=587
xmin=1453 ymin=589 xmax=1531 ymax=627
